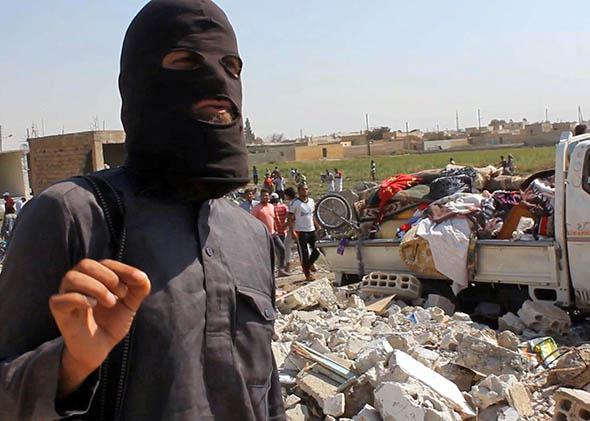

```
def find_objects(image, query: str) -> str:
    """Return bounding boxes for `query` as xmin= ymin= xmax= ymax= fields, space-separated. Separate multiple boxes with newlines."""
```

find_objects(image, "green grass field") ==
xmin=262 ymin=146 xmax=556 ymax=194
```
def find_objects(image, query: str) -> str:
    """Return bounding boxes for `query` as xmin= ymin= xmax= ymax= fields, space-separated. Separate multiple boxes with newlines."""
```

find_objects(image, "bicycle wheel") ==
xmin=315 ymin=194 xmax=353 ymax=230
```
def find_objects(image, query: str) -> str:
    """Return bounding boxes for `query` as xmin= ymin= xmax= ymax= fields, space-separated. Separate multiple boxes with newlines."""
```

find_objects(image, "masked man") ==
xmin=0 ymin=1 xmax=285 ymax=420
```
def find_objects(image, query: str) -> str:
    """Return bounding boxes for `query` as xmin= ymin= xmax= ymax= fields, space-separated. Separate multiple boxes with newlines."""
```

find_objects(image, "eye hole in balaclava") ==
xmin=121 ymin=0 xmax=249 ymax=189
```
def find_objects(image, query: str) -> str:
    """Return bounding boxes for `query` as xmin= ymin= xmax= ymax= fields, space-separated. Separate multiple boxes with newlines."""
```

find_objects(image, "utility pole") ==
xmin=477 ymin=109 xmax=482 ymax=130
xmin=456 ymin=111 xmax=460 ymax=132
xmin=545 ymin=108 xmax=549 ymax=123
xmin=405 ymin=121 xmax=409 ymax=150
xmin=579 ymin=106 xmax=584 ymax=123
xmin=0 ymin=125 xmax=3 ymax=153
xmin=299 ymin=128 xmax=303 ymax=140
xmin=365 ymin=113 xmax=371 ymax=156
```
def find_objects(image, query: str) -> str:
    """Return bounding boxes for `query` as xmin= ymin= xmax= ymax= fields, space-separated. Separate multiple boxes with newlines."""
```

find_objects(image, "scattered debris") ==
xmin=553 ymin=387 xmax=590 ymax=421
xmin=275 ymin=275 xmax=585 ymax=420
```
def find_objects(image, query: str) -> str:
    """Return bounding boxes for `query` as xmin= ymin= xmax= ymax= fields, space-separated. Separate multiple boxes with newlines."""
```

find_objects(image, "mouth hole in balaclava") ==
xmin=161 ymin=49 xmax=242 ymax=125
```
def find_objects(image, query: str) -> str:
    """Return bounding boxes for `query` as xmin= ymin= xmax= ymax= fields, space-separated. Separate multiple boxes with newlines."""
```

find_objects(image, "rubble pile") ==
xmin=275 ymin=278 xmax=589 ymax=421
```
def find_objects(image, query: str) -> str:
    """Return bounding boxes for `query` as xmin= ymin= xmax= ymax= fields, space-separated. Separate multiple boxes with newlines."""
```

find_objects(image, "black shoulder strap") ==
xmin=82 ymin=174 xmax=126 ymax=260
xmin=77 ymin=173 xmax=131 ymax=421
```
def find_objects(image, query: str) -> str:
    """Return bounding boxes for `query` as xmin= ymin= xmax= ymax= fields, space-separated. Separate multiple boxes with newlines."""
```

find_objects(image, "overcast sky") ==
xmin=0 ymin=0 xmax=588 ymax=147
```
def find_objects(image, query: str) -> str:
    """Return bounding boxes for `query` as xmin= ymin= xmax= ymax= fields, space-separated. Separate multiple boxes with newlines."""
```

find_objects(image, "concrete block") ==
xmin=498 ymin=312 xmax=526 ymax=335
xmin=451 ymin=311 xmax=471 ymax=322
xmin=553 ymin=387 xmax=590 ymax=421
xmin=455 ymin=334 xmax=531 ymax=376
xmin=353 ymin=404 xmax=381 ymax=421
xmin=277 ymin=278 xmax=338 ymax=313
xmin=386 ymin=333 xmax=417 ymax=352
xmin=435 ymin=363 xmax=477 ymax=392
xmin=497 ymin=330 xmax=520 ymax=351
xmin=284 ymin=394 xmax=301 ymax=410
xmin=506 ymin=382 xmax=533 ymax=417
xmin=323 ymin=393 xmax=346 ymax=417
xmin=285 ymin=404 xmax=308 ymax=421
xmin=425 ymin=294 xmax=456 ymax=316
xmin=517 ymin=300 xmax=571 ymax=335
xmin=470 ymin=374 xmax=518 ymax=409
xmin=296 ymin=372 xmax=339 ymax=409
xmin=354 ymin=339 xmax=394 ymax=373
xmin=360 ymin=272 xmax=421 ymax=301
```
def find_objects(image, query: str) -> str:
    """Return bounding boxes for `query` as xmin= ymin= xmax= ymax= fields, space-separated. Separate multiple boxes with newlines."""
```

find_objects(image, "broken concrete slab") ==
xmin=424 ymin=294 xmax=455 ymax=316
xmin=365 ymin=295 xmax=396 ymax=315
xmin=277 ymin=278 xmax=338 ymax=313
xmin=374 ymin=381 xmax=462 ymax=421
xmin=388 ymin=350 xmax=476 ymax=417
xmin=506 ymin=382 xmax=533 ymax=417
xmin=517 ymin=300 xmax=571 ymax=335
xmin=455 ymin=333 xmax=531 ymax=376
xmin=498 ymin=312 xmax=526 ymax=335
xmin=295 ymin=372 xmax=339 ymax=409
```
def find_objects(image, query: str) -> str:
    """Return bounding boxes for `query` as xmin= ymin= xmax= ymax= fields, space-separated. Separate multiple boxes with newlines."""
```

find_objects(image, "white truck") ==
xmin=317 ymin=132 xmax=590 ymax=312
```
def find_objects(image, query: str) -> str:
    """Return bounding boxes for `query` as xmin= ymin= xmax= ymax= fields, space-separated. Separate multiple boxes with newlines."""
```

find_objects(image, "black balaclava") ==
xmin=120 ymin=0 xmax=249 ymax=198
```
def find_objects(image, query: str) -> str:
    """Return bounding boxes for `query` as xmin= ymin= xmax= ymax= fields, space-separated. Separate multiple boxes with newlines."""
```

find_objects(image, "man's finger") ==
xmin=73 ymin=258 xmax=128 ymax=299
xmin=99 ymin=260 xmax=151 ymax=311
xmin=49 ymin=292 xmax=97 ymax=315
xmin=61 ymin=270 xmax=118 ymax=308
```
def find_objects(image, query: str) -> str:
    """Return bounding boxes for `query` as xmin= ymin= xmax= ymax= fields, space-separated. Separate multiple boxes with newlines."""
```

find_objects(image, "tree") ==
xmin=367 ymin=126 xmax=391 ymax=141
xmin=244 ymin=118 xmax=256 ymax=144
xmin=266 ymin=133 xmax=284 ymax=143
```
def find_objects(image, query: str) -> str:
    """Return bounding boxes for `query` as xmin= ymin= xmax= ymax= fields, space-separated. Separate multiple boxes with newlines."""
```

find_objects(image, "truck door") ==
xmin=566 ymin=139 xmax=590 ymax=309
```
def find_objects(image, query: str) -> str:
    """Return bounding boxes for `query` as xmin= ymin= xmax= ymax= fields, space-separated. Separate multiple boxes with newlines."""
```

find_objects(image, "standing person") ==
xmin=288 ymin=184 xmax=320 ymax=281
xmin=252 ymin=165 xmax=259 ymax=185
xmin=15 ymin=197 xmax=27 ymax=216
xmin=1 ymin=193 xmax=16 ymax=240
xmin=0 ymin=1 xmax=285 ymax=419
xmin=449 ymin=157 xmax=456 ymax=165
xmin=371 ymin=160 xmax=377 ymax=181
xmin=506 ymin=154 xmax=516 ymax=175
xmin=265 ymin=168 xmax=271 ymax=178
xmin=282 ymin=187 xmax=297 ymax=272
xmin=252 ymin=189 xmax=288 ymax=276
xmin=273 ymin=172 xmax=286 ymax=199
xmin=271 ymin=166 xmax=279 ymax=179
xmin=270 ymin=193 xmax=290 ymax=273
xmin=291 ymin=168 xmax=296 ymax=180
xmin=239 ymin=187 xmax=259 ymax=213
xmin=575 ymin=124 xmax=587 ymax=136
xmin=325 ymin=170 xmax=335 ymax=192
xmin=263 ymin=174 xmax=274 ymax=192
xmin=334 ymin=168 xmax=343 ymax=192
xmin=498 ymin=155 xmax=509 ymax=175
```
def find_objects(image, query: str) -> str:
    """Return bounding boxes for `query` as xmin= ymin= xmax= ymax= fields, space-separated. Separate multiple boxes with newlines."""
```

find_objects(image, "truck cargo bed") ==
xmin=317 ymin=238 xmax=560 ymax=287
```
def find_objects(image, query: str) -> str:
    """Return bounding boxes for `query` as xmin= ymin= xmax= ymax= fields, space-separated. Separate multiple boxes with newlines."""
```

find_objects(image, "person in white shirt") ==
xmin=15 ymin=198 xmax=27 ymax=216
xmin=288 ymin=183 xmax=319 ymax=281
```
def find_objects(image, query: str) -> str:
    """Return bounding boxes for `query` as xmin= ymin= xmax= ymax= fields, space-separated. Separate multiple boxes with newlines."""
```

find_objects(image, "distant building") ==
xmin=28 ymin=131 xmax=125 ymax=194
xmin=525 ymin=122 xmax=552 ymax=136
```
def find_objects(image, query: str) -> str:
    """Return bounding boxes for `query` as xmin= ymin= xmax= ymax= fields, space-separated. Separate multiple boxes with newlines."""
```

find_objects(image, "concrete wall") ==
xmin=28 ymin=131 xmax=126 ymax=194
xmin=295 ymin=143 xmax=344 ymax=161
xmin=247 ymin=143 xmax=296 ymax=164
xmin=422 ymin=138 xmax=469 ymax=151
xmin=0 ymin=151 xmax=30 ymax=197
xmin=343 ymin=140 xmax=404 ymax=159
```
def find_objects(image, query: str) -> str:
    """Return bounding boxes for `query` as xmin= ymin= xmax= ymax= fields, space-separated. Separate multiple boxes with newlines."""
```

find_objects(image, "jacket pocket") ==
xmin=234 ymin=286 xmax=276 ymax=387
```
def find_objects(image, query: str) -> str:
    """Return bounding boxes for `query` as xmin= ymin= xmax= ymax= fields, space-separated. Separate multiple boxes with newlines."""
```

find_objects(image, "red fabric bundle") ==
xmin=378 ymin=174 xmax=421 ymax=210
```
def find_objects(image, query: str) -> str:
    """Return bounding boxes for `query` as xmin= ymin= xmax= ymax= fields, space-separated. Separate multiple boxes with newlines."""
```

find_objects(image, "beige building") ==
xmin=28 ymin=131 xmax=125 ymax=194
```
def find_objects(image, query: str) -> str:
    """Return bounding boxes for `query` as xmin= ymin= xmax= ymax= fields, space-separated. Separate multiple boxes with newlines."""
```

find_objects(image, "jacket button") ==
xmin=205 ymin=247 xmax=214 ymax=257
